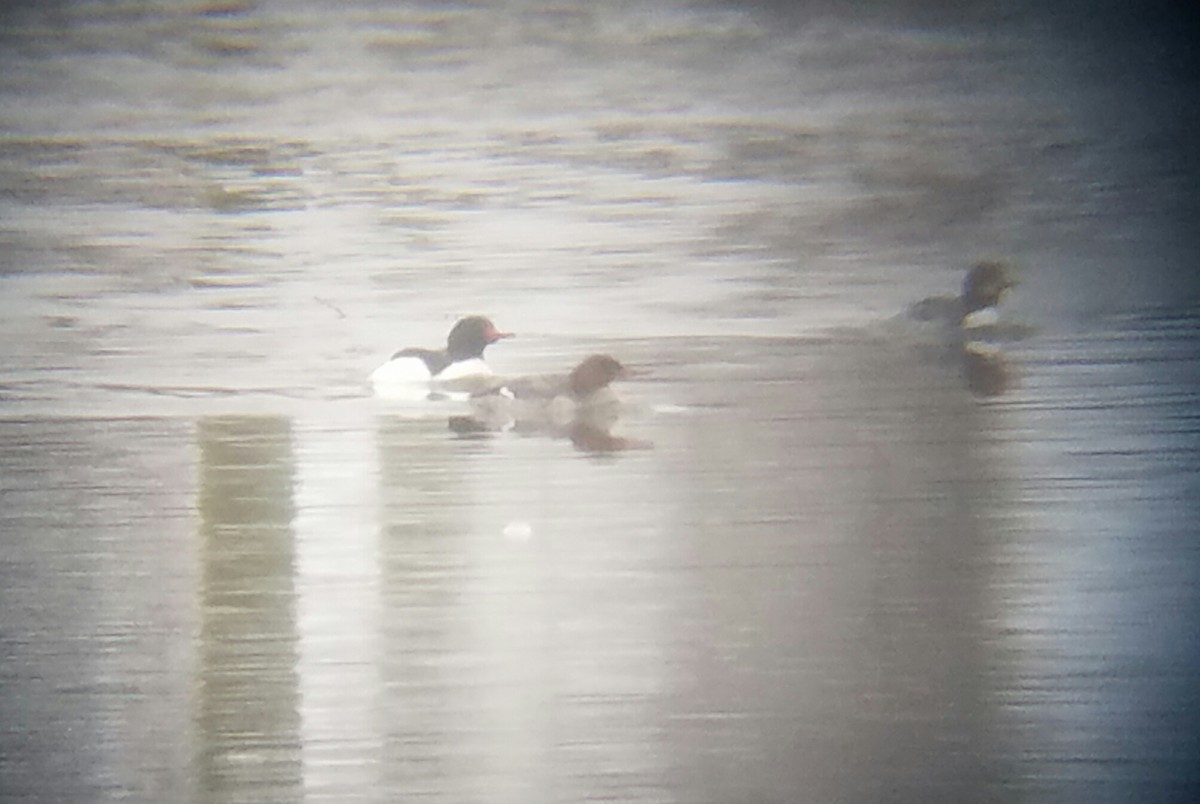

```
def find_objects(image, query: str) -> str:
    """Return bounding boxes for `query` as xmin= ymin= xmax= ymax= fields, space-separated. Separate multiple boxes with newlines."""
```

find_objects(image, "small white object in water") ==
xmin=502 ymin=521 xmax=533 ymax=541
xmin=961 ymin=307 xmax=1000 ymax=330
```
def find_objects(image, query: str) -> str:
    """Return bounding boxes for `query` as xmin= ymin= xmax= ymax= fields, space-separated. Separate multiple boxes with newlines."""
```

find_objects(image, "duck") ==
xmin=370 ymin=315 xmax=512 ymax=396
xmin=493 ymin=353 xmax=632 ymax=404
xmin=898 ymin=260 xmax=1031 ymax=398
xmin=908 ymin=260 xmax=1018 ymax=328
xmin=453 ymin=354 xmax=649 ymax=450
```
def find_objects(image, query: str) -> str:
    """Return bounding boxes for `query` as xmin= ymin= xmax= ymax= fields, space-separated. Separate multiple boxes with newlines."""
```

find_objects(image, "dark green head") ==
xmin=446 ymin=316 xmax=512 ymax=360
xmin=962 ymin=260 xmax=1017 ymax=314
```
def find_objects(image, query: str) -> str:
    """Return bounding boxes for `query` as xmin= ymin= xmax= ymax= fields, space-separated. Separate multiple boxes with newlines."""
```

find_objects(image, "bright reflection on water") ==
xmin=1 ymin=1 xmax=1198 ymax=803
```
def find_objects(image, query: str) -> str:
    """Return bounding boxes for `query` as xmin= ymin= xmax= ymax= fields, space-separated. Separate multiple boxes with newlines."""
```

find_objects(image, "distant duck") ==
xmin=902 ymin=260 xmax=1031 ymax=398
xmin=370 ymin=316 xmax=512 ymax=396
xmin=909 ymin=260 xmax=1018 ymax=327
xmin=451 ymin=354 xmax=651 ymax=451
xmin=472 ymin=354 xmax=635 ymax=424
xmin=497 ymin=353 xmax=634 ymax=404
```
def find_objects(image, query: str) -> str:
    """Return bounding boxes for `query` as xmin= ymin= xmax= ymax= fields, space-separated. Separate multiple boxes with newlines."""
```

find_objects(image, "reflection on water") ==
xmin=448 ymin=403 xmax=653 ymax=454
xmin=992 ymin=315 xmax=1200 ymax=802
xmin=1 ymin=0 xmax=1198 ymax=802
xmin=1 ymin=322 xmax=1197 ymax=802
xmin=647 ymin=333 xmax=1007 ymax=803
xmin=0 ymin=417 xmax=196 ymax=801
xmin=372 ymin=414 xmax=680 ymax=801
xmin=195 ymin=416 xmax=301 ymax=799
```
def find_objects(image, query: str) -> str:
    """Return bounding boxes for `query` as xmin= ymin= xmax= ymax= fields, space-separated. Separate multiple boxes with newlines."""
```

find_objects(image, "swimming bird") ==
xmin=908 ymin=260 xmax=1018 ymax=327
xmin=496 ymin=353 xmax=632 ymax=405
xmin=901 ymin=260 xmax=1031 ymax=397
xmin=453 ymin=354 xmax=650 ymax=451
xmin=370 ymin=315 xmax=512 ymax=397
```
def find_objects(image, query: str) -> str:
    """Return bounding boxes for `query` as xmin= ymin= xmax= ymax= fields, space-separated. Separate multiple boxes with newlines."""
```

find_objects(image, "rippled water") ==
xmin=2 ymin=1 xmax=1198 ymax=802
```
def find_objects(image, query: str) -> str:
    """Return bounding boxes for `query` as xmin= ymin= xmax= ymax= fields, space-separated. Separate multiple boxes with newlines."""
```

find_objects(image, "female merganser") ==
xmin=908 ymin=260 xmax=1018 ymax=328
xmin=370 ymin=315 xmax=512 ymax=395
xmin=491 ymin=354 xmax=633 ymax=407
xmin=455 ymin=354 xmax=647 ymax=448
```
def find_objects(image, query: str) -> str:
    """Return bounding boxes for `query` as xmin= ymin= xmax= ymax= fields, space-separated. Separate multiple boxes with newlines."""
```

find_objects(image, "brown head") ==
xmin=446 ymin=316 xmax=513 ymax=360
xmin=961 ymin=260 xmax=1017 ymax=315
xmin=568 ymin=354 xmax=634 ymax=399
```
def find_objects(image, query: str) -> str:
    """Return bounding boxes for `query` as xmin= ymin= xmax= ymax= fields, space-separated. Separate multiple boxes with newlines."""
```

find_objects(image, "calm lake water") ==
xmin=1 ymin=1 xmax=1198 ymax=802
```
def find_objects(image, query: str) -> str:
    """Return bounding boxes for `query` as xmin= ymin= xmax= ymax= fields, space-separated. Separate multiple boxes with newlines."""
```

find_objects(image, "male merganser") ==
xmin=370 ymin=315 xmax=512 ymax=395
xmin=901 ymin=260 xmax=1030 ymax=398
xmin=452 ymin=354 xmax=650 ymax=451
xmin=908 ymin=260 xmax=1018 ymax=327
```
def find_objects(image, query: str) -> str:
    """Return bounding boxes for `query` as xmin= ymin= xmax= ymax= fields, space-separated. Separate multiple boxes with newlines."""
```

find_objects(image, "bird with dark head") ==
xmin=455 ymin=354 xmax=646 ymax=445
xmin=960 ymin=260 xmax=1018 ymax=316
xmin=370 ymin=315 xmax=513 ymax=395
xmin=441 ymin=316 xmax=513 ymax=363
xmin=567 ymin=354 xmax=635 ymax=400
xmin=908 ymin=259 xmax=1018 ymax=324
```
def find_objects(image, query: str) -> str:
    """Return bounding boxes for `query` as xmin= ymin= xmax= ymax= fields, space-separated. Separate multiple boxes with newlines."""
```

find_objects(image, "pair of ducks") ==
xmin=369 ymin=317 xmax=637 ymax=428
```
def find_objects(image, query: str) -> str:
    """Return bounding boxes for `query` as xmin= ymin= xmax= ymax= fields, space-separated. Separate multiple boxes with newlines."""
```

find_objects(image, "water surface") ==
xmin=1 ymin=1 xmax=1198 ymax=802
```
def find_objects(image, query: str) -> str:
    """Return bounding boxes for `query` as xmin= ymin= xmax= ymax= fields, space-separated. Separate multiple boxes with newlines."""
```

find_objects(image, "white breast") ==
xmin=434 ymin=358 xmax=492 ymax=381
xmin=369 ymin=356 xmax=433 ymax=387
xmin=961 ymin=307 xmax=1000 ymax=331
xmin=369 ymin=356 xmax=494 ymax=400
